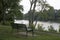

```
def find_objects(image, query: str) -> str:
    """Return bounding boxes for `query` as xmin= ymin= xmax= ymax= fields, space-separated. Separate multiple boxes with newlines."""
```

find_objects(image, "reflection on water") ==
xmin=14 ymin=20 xmax=60 ymax=32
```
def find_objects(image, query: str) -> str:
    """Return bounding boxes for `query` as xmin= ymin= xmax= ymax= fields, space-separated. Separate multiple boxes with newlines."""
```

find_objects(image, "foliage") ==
xmin=30 ymin=24 xmax=35 ymax=30
xmin=22 ymin=0 xmax=59 ymax=23
xmin=0 ymin=0 xmax=23 ymax=25
xmin=59 ymin=25 xmax=60 ymax=32
xmin=48 ymin=25 xmax=57 ymax=32
xmin=37 ymin=24 xmax=45 ymax=31
xmin=24 ymin=7 xmax=60 ymax=22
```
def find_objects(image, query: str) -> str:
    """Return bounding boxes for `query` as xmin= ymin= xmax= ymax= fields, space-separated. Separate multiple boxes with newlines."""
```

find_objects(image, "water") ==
xmin=14 ymin=20 xmax=60 ymax=32
xmin=34 ymin=21 xmax=60 ymax=32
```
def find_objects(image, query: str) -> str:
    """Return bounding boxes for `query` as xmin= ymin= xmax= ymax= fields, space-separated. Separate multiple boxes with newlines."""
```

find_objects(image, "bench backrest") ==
xmin=11 ymin=23 xmax=34 ymax=32
xmin=11 ymin=23 xmax=27 ymax=30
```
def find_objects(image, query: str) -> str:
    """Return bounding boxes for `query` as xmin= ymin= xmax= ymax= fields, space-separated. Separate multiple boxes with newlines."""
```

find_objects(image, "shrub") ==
xmin=48 ymin=25 xmax=57 ymax=32
xmin=37 ymin=24 xmax=45 ymax=32
xmin=59 ymin=25 xmax=60 ymax=32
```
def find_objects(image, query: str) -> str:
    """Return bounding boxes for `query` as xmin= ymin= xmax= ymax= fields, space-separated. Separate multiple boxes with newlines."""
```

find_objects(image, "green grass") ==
xmin=0 ymin=25 xmax=60 ymax=40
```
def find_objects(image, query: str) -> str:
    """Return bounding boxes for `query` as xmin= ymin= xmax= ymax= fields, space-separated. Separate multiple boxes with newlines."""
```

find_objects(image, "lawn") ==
xmin=0 ymin=25 xmax=60 ymax=40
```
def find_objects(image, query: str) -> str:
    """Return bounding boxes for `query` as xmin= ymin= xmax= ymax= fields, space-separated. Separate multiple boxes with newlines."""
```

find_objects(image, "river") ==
xmin=14 ymin=20 xmax=60 ymax=32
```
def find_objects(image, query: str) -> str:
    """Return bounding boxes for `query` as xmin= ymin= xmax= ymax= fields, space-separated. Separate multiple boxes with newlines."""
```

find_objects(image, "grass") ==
xmin=0 ymin=25 xmax=60 ymax=40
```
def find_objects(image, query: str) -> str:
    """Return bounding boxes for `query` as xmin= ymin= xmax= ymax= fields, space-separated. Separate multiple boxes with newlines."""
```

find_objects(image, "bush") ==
xmin=37 ymin=24 xmax=45 ymax=32
xmin=1 ymin=21 xmax=13 ymax=26
xmin=30 ymin=24 xmax=35 ymax=30
xmin=59 ymin=25 xmax=60 ymax=32
xmin=48 ymin=25 xmax=57 ymax=32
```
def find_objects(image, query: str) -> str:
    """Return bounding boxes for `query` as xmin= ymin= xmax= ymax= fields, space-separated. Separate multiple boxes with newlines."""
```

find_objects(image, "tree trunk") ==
xmin=29 ymin=0 xmax=37 ymax=27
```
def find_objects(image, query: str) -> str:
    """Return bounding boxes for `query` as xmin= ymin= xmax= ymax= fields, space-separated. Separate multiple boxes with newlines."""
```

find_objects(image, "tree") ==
xmin=28 ymin=0 xmax=50 ymax=27
xmin=0 ymin=0 xmax=23 ymax=24
xmin=47 ymin=7 xmax=55 ymax=21
xmin=28 ymin=0 xmax=37 ymax=27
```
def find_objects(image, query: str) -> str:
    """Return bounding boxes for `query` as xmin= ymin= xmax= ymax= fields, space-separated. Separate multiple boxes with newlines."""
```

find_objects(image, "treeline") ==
xmin=24 ymin=7 xmax=60 ymax=22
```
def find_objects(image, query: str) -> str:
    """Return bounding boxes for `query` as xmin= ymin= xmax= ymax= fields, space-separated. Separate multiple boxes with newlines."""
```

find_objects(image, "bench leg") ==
xmin=32 ymin=30 xmax=34 ymax=36
xmin=26 ymin=31 xmax=28 ymax=37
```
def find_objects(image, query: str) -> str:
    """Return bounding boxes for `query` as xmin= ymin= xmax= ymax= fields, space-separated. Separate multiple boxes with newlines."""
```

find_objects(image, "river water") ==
xmin=14 ymin=20 xmax=60 ymax=32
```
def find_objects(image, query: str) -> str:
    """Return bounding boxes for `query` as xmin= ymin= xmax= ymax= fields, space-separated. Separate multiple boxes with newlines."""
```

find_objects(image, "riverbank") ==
xmin=0 ymin=25 xmax=60 ymax=40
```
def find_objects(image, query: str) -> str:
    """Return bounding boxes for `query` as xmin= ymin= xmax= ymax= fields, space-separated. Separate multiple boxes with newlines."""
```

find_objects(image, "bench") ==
xmin=11 ymin=23 xmax=34 ymax=36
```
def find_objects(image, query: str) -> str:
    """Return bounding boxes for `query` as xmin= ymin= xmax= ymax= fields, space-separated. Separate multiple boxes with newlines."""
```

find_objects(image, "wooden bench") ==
xmin=11 ymin=23 xmax=34 ymax=36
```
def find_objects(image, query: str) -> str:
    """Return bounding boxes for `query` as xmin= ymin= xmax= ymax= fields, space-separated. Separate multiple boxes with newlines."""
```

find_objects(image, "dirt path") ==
xmin=14 ymin=31 xmax=60 ymax=37
xmin=15 ymin=32 xmax=38 ymax=37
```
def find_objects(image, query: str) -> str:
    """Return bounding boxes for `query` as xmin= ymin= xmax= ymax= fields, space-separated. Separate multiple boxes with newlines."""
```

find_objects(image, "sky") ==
xmin=20 ymin=0 xmax=60 ymax=14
